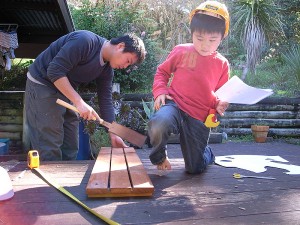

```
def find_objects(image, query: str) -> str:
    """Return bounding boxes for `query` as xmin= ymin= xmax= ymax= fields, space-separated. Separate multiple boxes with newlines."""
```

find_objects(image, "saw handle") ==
xmin=56 ymin=99 xmax=103 ymax=124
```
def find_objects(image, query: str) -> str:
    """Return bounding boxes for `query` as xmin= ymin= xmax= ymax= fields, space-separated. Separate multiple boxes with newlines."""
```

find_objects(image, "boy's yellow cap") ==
xmin=190 ymin=1 xmax=230 ymax=37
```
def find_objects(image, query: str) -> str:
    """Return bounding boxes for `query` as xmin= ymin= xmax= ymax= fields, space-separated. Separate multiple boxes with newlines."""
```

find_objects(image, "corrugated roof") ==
xmin=0 ymin=0 xmax=75 ymax=58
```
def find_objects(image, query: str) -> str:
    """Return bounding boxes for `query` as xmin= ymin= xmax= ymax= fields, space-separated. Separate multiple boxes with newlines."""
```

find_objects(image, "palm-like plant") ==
xmin=231 ymin=0 xmax=284 ymax=79
xmin=282 ymin=44 xmax=300 ymax=86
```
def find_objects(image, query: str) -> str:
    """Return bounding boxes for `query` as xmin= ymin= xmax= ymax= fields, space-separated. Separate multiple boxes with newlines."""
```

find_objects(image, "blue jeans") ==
xmin=147 ymin=100 xmax=215 ymax=174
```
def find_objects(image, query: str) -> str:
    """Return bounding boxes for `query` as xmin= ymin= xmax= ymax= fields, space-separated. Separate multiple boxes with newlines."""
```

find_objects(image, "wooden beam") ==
xmin=1 ymin=2 xmax=57 ymax=11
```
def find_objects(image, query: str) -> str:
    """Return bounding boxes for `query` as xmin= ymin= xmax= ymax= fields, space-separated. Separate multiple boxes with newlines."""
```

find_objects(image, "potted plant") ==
xmin=251 ymin=124 xmax=270 ymax=143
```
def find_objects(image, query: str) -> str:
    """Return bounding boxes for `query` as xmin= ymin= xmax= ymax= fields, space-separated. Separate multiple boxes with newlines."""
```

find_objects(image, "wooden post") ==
xmin=22 ymin=94 xmax=31 ymax=151
xmin=112 ymin=83 xmax=120 ymax=93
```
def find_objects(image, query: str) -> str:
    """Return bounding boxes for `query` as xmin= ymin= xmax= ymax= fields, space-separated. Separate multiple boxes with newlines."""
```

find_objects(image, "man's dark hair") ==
xmin=110 ymin=33 xmax=146 ymax=64
xmin=190 ymin=13 xmax=226 ymax=38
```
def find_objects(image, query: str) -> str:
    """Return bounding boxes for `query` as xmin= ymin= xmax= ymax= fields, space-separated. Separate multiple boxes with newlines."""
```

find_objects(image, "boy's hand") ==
xmin=154 ymin=94 xmax=173 ymax=110
xmin=157 ymin=157 xmax=172 ymax=170
xmin=216 ymin=100 xmax=229 ymax=116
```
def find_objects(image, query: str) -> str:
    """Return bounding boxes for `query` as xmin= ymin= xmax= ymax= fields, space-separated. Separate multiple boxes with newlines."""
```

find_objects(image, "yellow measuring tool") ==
xmin=27 ymin=150 xmax=40 ymax=169
xmin=27 ymin=150 xmax=120 ymax=225
xmin=233 ymin=173 xmax=275 ymax=180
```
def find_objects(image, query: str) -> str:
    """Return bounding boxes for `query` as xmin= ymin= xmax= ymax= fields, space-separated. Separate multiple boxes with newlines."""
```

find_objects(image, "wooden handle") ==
xmin=56 ymin=99 xmax=102 ymax=123
xmin=56 ymin=99 xmax=80 ymax=113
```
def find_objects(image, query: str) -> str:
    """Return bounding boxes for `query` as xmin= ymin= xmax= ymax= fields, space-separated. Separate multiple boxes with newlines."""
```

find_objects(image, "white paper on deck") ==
xmin=215 ymin=76 xmax=273 ymax=104
xmin=215 ymin=155 xmax=300 ymax=175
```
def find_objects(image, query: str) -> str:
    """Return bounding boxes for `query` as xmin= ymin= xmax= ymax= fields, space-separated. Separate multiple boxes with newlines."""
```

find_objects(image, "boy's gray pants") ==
xmin=24 ymin=79 xmax=79 ymax=161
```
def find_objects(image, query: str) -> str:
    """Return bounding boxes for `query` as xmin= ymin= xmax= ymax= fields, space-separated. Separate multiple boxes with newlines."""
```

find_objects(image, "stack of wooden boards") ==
xmin=86 ymin=147 xmax=154 ymax=197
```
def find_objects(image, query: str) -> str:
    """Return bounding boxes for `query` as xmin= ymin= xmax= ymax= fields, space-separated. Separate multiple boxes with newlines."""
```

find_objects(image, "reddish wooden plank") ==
xmin=86 ymin=147 xmax=111 ymax=195
xmin=110 ymin=148 xmax=132 ymax=193
xmin=86 ymin=147 xmax=154 ymax=197
xmin=124 ymin=148 xmax=154 ymax=196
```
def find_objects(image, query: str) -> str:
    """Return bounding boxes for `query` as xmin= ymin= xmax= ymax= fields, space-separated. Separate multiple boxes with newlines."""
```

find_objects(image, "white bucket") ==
xmin=0 ymin=166 xmax=14 ymax=201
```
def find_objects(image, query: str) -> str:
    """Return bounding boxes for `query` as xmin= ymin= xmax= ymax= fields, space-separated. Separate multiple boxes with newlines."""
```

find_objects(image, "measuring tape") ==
xmin=27 ymin=150 xmax=40 ymax=169
xmin=27 ymin=150 xmax=120 ymax=225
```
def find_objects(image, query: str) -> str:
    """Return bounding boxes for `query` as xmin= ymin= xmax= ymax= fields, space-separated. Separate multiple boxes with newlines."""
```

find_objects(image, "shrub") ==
xmin=282 ymin=44 xmax=300 ymax=86
xmin=0 ymin=59 xmax=32 ymax=91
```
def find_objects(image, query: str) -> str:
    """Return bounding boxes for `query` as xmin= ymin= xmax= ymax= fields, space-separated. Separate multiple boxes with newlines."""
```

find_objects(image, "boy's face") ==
xmin=192 ymin=31 xmax=222 ymax=56
xmin=109 ymin=43 xmax=138 ymax=69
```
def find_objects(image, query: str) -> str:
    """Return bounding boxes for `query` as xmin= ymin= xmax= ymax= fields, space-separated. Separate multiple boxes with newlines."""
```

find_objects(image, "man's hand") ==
xmin=74 ymin=99 xmax=101 ymax=122
xmin=154 ymin=94 xmax=173 ymax=110
xmin=54 ymin=77 xmax=101 ymax=121
xmin=109 ymin=133 xmax=128 ymax=148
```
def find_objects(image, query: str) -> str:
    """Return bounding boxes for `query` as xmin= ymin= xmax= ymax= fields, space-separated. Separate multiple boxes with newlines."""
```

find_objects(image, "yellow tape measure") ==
xmin=27 ymin=150 xmax=40 ymax=169
xmin=27 ymin=150 xmax=119 ymax=225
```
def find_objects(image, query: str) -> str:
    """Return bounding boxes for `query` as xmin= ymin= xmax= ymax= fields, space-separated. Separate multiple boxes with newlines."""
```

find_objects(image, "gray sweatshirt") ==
xmin=28 ymin=30 xmax=115 ymax=122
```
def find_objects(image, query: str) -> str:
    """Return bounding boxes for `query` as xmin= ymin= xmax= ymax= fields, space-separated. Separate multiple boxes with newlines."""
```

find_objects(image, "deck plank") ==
xmin=85 ymin=147 xmax=111 ymax=195
xmin=110 ymin=148 xmax=132 ymax=193
xmin=125 ymin=148 xmax=154 ymax=195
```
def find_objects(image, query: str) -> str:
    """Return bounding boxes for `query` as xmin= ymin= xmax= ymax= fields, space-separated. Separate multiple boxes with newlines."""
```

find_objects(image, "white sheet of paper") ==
xmin=215 ymin=76 xmax=273 ymax=104
xmin=215 ymin=155 xmax=300 ymax=175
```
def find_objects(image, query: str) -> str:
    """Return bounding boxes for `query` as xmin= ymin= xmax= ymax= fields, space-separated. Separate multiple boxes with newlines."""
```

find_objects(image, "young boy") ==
xmin=147 ymin=1 xmax=230 ymax=174
xmin=25 ymin=30 xmax=146 ymax=161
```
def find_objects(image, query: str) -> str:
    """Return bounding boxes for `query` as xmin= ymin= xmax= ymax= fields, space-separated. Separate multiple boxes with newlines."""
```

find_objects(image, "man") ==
xmin=25 ymin=30 xmax=146 ymax=161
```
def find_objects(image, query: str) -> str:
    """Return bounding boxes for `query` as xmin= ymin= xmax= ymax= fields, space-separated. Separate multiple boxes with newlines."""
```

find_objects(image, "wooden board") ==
xmin=86 ymin=147 xmax=154 ymax=197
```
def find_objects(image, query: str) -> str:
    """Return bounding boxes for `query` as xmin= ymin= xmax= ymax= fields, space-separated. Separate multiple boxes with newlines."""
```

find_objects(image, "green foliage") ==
xmin=277 ymin=1 xmax=300 ymax=43
xmin=227 ymin=134 xmax=253 ymax=143
xmin=113 ymin=93 xmax=145 ymax=133
xmin=222 ymin=35 xmax=245 ymax=66
xmin=282 ymin=44 xmax=300 ymax=85
xmin=142 ymin=99 xmax=155 ymax=121
xmin=69 ymin=0 xmax=159 ymax=93
xmin=0 ymin=59 xmax=32 ymax=91
xmin=134 ymin=99 xmax=155 ymax=130
xmin=232 ymin=57 xmax=299 ymax=97
xmin=81 ymin=94 xmax=111 ymax=156
xmin=89 ymin=127 xmax=111 ymax=157
xmin=231 ymin=0 xmax=284 ymax=76
xmin=113 ymin=39 xmax=158 ymax=92
xmin=71 ymin=0 xmax=138 ymax=38
xmin=228 ymin=134 xmax=300 ymax=145
xmin=1 ymin=0 xmax=298 ymax=100
xmin=83 ymin=92 xmax=146 ymax=135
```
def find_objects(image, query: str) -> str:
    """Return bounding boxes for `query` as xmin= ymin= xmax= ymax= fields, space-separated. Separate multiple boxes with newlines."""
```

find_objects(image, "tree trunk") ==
xmin=241 ymin=66 xmax=248 ymax=80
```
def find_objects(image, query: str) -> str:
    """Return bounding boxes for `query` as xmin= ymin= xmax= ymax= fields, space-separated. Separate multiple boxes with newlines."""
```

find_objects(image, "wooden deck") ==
xmin=0 ymin=141 xmax=300 ymax=225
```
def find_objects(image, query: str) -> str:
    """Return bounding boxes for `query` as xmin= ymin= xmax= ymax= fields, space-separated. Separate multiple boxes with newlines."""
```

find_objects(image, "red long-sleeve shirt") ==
xmin=153 ymin=44 xmax=229 ymax=122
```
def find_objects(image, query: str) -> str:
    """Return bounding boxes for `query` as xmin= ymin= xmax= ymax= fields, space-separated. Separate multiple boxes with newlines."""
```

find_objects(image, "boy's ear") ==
xmin=116 ymin=42 xmax=125 ymax=51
